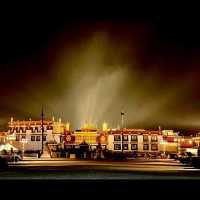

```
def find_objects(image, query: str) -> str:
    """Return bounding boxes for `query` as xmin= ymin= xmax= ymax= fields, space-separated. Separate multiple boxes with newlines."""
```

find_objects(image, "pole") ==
xmin=164 ymin=142 xmax=165 ymax=157
xmin=41 ymin=106 xmax=44 ymax=155
xmin=177 ymin=136 xmax=179 ymax=155
xmin=177 ymin=133 xmax=180 ymax=155
xmin=121 ymin=111 xmax=124 ymax=153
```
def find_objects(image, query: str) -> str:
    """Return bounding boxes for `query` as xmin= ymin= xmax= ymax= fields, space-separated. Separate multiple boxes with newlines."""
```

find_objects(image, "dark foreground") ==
xmin=1 ymin=159 xmax=200 ymax=179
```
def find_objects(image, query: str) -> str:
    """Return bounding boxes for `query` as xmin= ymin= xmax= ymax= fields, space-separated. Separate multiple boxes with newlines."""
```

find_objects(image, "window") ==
xmin=131 ymin=135 xmax=138 ymax=141
xmin=143 ymin=135 xmax=149 ymax=142
xmin=143 ymin=144 xmax=149 ymax=150
xmin=10 ymin=128 xmax=14 ymax=134
xmin=131 ymin=144 xmax=138 ymax=150
xmin=16 ymin=135 xmax=20 ymax=141
xmin=22 ymin=127 xmax=26 ymax=133
xmin=43 ymin=135 xmax=47 ymax=141
xmin=123 ymin=144 xmax=129 ymax=150
xmin=31 ymin=136 xmax=35 ymax=141
xmin=36 ymin=136 xmax=40 ymax=141
xmin=31 ymin=127 xmax=35 ymax=133
xmin=114 ymin=144 xmax=121 ymax=150
xmin=21 ymin=135 xmax=26 ymax=140
xmin=114 ymin=135 xmax=121 ymax=141
xmin=60 ymin=136 xmax=64 ymax=143
xmin=123 ymin=135 xmax=128 ymax=141
xmin=151 ymin=144 xmax=158 ymax=151
xmin=47 ymin=126 xmax=53 ymax=130
xmin=151 ymin=135 xmax=158 ymax=142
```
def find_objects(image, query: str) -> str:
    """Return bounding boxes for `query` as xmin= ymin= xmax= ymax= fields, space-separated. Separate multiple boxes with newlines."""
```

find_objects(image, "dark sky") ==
xmin=1 ymin=10 xmax=200 ymax=130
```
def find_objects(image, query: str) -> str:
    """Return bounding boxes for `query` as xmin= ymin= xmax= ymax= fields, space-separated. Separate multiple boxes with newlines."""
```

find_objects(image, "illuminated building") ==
xmin=63 ymin=125 xmax=185 ymax=155
xmin=7 ymin=117 xmax=65 ymax=152
xmin=64 ymin=122 xmax=107 ymax=150
xmin=0 ymin=132 xmax=7 ymax=143
xmin=107 ymin=129 xmax=162 ymax=154
xmin=5 ymin=117 xmax=200 ymax=157
xmin=161 ymin=130 xmax=198 ymax=154
xmin=160 ymin=130 xmax=179 ymax=153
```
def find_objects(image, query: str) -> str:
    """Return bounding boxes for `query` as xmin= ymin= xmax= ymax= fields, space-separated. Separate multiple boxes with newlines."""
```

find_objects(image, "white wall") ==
xmin=107 ymin=134 xmax=162 ymax=153
xmin=12 ymin=130 xmax=62 ymax=152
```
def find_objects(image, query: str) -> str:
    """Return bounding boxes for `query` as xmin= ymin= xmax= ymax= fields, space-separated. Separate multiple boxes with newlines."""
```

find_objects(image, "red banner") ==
xmin=63 ymin=131 xmax=75 ymax=144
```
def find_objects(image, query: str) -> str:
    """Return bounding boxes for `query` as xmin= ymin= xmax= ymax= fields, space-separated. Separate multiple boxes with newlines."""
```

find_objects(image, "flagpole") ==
xmin=121 ymin=111 xmax=124 ymax=154
xmin=41 ymin=106 xmax=44 ymax=155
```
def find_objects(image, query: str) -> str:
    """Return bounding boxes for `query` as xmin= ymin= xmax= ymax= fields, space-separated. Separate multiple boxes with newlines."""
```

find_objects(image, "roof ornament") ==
xmin=59 ymin=117 xmax=62 ymax=123
xmin=10 ymin=117 xmax=13 ymax=123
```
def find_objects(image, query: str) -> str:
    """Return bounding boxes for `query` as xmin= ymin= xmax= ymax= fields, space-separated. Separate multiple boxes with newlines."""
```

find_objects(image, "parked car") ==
xmin=9 ymin=154 xmax=22 ymax=162
xmin=112 ymin=152 xmax=127 ymax=161
xmin=169 ymin=153 xmax=178 ymax=160
xmin=179 ymin=152 xmax=192 ymax=164
xmin=0 ymin=150 xmax=22 ymax=162
xmin=191 ymin=157 xmax=200 ymax=168
xmin=0 ymin=157 xmax=8 ymax=169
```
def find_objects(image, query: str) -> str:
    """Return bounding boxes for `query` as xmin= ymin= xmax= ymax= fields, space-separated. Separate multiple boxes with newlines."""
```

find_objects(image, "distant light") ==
xmin=102 ymin=122 xmax=108 ymax=131
xmin=160 ymin=141 xmax=168 ymax=144
xmin=189 ymin=140 xmax=192 ymax=144
xmin=181 ymin=138 xmax=185 ymax=142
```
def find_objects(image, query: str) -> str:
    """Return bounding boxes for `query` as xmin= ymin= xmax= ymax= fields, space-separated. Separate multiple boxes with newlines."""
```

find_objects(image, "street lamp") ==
xmin=163 ymin=141 xmax=167 ymax=156
xmin=160 ymin=139 xmax=167 ymax=158
xmin=21 ymin=138 xmax=28 ymax=159
xmin=174 ymin=135 xmax=180 ymax=155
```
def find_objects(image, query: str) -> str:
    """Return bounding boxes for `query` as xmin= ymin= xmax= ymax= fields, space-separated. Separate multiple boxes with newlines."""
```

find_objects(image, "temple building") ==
xmin=7 ymin=117 xmax=67 ymax=152
xmin=107 ymin=129 xmax=162 ymax=155
xmin=0 ymin=132 xmax=7 ymax=143
xmin=4 ymin=117 xmax=200 ymax=157
xmin=64 ymin=122 xmax=107 ymax=151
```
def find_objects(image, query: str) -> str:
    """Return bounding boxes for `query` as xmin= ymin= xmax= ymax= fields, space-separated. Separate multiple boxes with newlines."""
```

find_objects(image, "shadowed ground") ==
xmin=1 ymin=159 xmax=200 ymax=179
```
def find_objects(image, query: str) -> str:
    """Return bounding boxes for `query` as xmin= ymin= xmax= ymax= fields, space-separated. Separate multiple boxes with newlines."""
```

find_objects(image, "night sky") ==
xmin=1 ymin=10 xmax=200 ymax=130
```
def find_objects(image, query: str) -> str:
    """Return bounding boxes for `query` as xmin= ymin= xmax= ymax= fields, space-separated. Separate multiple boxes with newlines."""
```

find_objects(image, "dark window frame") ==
xmin=36 ymin=136 xmax=40 ymax=141
xmin=151 ymin=144 xmax=158 ymax=151
xmin=131 ymin=135 xmax=138 ymax=141
xmin=151 ymin=135 xmax=158 ymax=142
xmin=47 ymin=126 xmax=53 ymax=130
xmin=43 ymin=135 xmax=47 ymax=141
xmin=114 ymin=144 xmax=121 ymax=150
xmin=143 ymin=144 xmax=149 ymax=150
xmin=123 ymin=135 xmax=128 ymax=141
xmin=31 ymin=135 xmax=35 ymax=141
xmin=143 ymin=135 xmax=149 ymax=142
xmin=114 ymin=135 xmax=121 ymax=141
xmin=131 ymin=144 xmax=138 ymax=150
xmin=122 ymin=143 xmax=129 ymax=150
xmin=21 ymin=135 xmax=26 ymax=140
xmin=35 ymin=127 xmax=39 ymax=133
xmin=16 ymin=135 xmax=20 ymax=141
xmin=10 ymin=128 xmax=14 ymax=133
xmin=31 ymin=127 xmax=35 ymax=133
xmin=60 ymin=136 xmax=64 ymax=143
xmin=22 ymin=127 xmax=26 ymax=133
